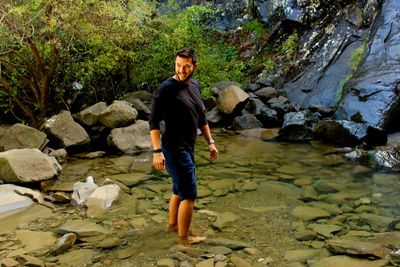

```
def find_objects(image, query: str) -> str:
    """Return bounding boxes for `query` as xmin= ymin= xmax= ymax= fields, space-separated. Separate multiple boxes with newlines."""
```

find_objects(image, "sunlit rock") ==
xmin=217 ymin=85 xmax=249 ymax=115
xmin=0 ymin=184 xmax=33 ymax=214
xmin=86 ymin=184 xmax=121 ymax=210
xmin=98 ymin=100 xmax=138 ymax=128
xmin=52 ymin=233 xmax=77 ymax=255
xmin=43 ymin=110 xmax=90 ymax=148
xmin=106 ymin=120 xmax=151 ymax=154
xmin=0 ymin=148 xmax=61 ymax=183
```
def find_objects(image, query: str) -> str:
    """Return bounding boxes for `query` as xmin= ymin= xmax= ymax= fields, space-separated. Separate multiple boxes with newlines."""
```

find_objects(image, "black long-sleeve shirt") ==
xmin=149 ymin=78 xmax=207 ymax=151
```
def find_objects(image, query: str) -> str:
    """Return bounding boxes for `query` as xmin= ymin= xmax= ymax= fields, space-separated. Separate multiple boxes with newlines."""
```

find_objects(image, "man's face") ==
xmin=175 ymin=56 xmax=196 ymax=82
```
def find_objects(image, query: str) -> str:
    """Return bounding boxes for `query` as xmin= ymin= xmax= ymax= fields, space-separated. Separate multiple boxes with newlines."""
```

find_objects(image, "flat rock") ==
xmin=15 ymin=230 xmax=57 ymax=253
xmin=309 ymin=255 xmax=387 ymax=267
xmin=57 ymin=219 xmax=111 ymax=237
xmin=292 ymin=206 xmax=330 ymax=221
xmin=326 ymin=239 xmax=387 ymax=259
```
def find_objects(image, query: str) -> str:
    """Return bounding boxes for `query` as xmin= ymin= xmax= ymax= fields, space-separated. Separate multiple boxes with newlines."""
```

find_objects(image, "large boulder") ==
xmin=217 ymin=85 xmax=249 ymax=115
xmin=0 ymin=123 xmax=47 ymax=152
xmin=0 ymin=149 xmax=62 ymax=183
xmin=74 ymin=102 xmax=108 ymax=127
xmin=335 ymin=0 xmax=400 ymax=131
xmin=107 ymin=120 xmax=151 ymax=154
xmin=278 ymin=111 xmax=319 ymax=141
xmin=43 ymin=111 xmax=90 ymax=148
xmin=232 ymin=114 xmax=263 ymax=130
xmin=98 ymin=100 xmax=138 ymax=128
xmin=315 ymin=119 xmax=387 ymax=147
xmin=284 ymin=17 xmax=367 ymax=110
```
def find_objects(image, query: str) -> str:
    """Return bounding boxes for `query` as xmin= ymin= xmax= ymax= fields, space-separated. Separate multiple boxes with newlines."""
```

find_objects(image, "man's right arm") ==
xmin=150 ymin=129 xmax=165 ymax=170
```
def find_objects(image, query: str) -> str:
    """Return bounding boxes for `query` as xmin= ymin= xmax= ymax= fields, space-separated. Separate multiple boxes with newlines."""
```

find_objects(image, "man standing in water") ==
xmin=149 ymin=48 xmax=218 ymax=244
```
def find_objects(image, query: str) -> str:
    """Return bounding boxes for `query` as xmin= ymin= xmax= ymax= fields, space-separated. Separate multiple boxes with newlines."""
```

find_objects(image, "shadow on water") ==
xmin=2 ymin=129 xmax=400 ymax=266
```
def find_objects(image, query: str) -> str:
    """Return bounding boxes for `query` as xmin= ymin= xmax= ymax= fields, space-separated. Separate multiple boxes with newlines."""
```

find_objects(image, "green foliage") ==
xmin=242 ymin=20 xmax=266 ymax=38
xmin=0 ymin=0 xmax=156 ymax=124
xmin=280 ymin=31 xmax=299 ymax=56
xmin=0 ymin=0 xmax=248 ymax=124
xmin=129 ymin=4 xmax=247 ymax=98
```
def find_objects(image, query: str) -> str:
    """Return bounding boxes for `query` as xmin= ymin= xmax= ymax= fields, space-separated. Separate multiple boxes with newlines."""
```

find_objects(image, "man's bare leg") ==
xmin=177 ymin=198 xmax=206 ymax=244
xmin=168 ymin=194 xmax=180 ymax=232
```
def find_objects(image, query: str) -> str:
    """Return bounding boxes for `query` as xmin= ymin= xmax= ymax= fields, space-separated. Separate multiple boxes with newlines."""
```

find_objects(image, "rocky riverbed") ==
xmin=1 ymin=129 xmax=400 ymax=267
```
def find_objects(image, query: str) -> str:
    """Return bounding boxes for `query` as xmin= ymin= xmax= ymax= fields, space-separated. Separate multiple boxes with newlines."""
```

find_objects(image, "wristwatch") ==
xmin=208 ymin=140 xmax=215 ymax=145
xmin=153 ymin=148 xmax=162 ymax=153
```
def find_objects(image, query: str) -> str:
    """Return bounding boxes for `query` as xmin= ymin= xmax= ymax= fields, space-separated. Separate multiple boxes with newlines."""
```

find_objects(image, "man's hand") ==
xmin=153 ymin=152 xmax=165 ymax=170
xmin=208 ymin=144 xmax=218 ymax=161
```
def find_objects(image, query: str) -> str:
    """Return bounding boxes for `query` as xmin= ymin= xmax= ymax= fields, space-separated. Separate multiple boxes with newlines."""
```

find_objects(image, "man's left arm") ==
xmin=200 ymin=124 xmax=218 ymax=161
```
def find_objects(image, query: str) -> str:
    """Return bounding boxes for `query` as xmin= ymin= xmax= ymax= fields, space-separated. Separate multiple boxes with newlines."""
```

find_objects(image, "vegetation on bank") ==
xmin=0 ymin=0 xmax=300 ymax=126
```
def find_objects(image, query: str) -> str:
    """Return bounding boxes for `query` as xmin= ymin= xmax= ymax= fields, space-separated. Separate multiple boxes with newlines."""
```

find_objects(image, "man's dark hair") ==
xmin=176 ymin=48 xmax=197 ymax=65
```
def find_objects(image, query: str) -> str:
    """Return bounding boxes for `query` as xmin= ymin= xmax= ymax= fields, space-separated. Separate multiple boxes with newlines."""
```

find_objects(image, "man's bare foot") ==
xmin=178 ymin=236 xmax=206 ymax=244
xmin=167 ymin=224 xmax=178 ymax=232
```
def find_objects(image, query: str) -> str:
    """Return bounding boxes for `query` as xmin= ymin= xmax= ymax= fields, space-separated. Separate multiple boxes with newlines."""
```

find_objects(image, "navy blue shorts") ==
xmin=163 ymin=146 xmax=197 ymax=200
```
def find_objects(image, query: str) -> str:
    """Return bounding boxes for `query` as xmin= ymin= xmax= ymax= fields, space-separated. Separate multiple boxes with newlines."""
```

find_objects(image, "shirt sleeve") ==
xmin=149 ymin=89 xmax=163 ymax=130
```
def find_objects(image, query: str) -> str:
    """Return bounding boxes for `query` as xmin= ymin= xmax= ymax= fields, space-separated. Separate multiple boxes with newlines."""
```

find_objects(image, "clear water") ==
xmin=2 ymin=129 xmax=400 ymax=266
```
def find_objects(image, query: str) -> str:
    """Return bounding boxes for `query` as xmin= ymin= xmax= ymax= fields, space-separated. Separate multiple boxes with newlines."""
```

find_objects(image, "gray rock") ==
xmin=335 ymin=0 xmax=400 ymax=131
xmin=232 ymin=114 xmax=263 ymax=130
xmin=98 ymin=100 xmax=138 ymax=128
xmin=74 ymin=102 xmax=107 ymax=126
xmin=278 ymin=111 xmax=318 ymax=141
xmin=0 ymin=148 xmax=61 ymax=183
xmin=0 ymin=123 xmax=47 ymax=152
xmin=43 ymin=110 xmax=90 ymax=148
xmin=217 ymin=85 xmax=249 ymax=115
xmin=57 ymin=219 xmax=111 ymax=237
xmin=107 ymin=120 xmax=151 ymax=154
xmin=86 ymin=184 xmax=121 ymax=210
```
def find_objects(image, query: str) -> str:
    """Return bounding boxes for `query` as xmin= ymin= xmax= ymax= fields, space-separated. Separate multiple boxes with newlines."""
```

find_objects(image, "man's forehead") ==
xmin=176 ymin=56 xmax=194 ymax=65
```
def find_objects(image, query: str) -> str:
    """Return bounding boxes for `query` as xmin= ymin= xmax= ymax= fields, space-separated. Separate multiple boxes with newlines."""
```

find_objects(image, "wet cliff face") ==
xmin=168 ymin=0 xmax=399 ymax=133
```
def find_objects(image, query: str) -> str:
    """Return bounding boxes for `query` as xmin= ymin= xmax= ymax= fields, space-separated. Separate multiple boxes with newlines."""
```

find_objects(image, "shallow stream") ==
xmin=1 ymin=128 xmax=399 ymax=266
